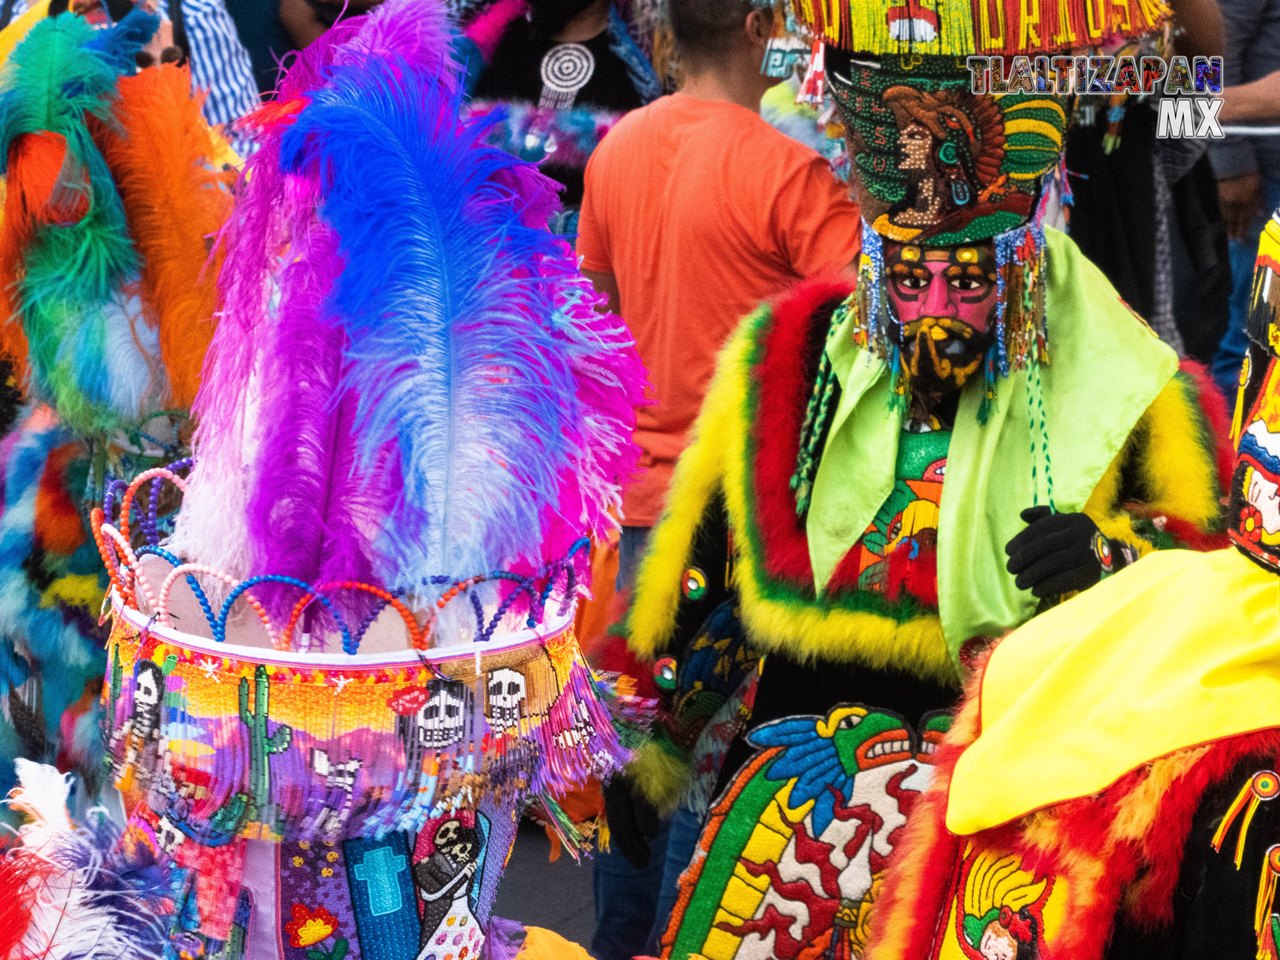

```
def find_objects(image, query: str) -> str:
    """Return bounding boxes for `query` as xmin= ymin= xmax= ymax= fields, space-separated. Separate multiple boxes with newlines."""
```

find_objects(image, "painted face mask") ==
xmin=885 ymin=241 xmax=997 ymax=393
xmin=780 ymin=0 xmax=1172 ymax=420
xmin=1230 ymin=208 xmax=1280 ymax=570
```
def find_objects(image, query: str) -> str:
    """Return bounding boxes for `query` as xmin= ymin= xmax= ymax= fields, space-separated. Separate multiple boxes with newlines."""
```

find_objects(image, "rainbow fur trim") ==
xmin=468 ymin=99 xmax=625 ymax=171
xmin=627 ymin=281 xmax=955 ymax=683
xmin=0 ymin=410 xmax=106 ymax=792
xmin=0 ymin=11 xmax=163 ymax=434
xmin=0 ymin=13 xmax=231 ymax=435
xmin=0 ymin=407 xmax=192 ymax=799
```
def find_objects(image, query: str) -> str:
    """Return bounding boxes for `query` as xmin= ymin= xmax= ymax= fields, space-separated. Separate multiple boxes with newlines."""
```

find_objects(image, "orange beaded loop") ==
xmin=282 ymin=582 xmax=430 ymax=656
xmin=91 ymin=507 xmax=132 ymax=606
xmin=116 ymin=467 xmax=189 ymax=543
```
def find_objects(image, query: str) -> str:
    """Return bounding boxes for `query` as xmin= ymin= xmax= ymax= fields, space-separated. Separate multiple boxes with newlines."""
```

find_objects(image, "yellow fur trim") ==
xmin=1136 ymin=373 xmax=1224 ymax=530
xmin=1084 ymin=440 xmax=1150 ymax=558
xmin=626 ymin=322 xmax=746 ymax=661
xmin=39 ymin=574 xmax=105 ymax=612
xmin=627 ymin=739 xmax=694 ymax=817
xmin=716 ymin=325 xmax=954 ymax=683
xmin=1086 ymin=373 xmax=1224 ymax=553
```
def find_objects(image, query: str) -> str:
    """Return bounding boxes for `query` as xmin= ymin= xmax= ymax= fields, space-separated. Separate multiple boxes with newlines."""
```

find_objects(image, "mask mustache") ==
xmin=899 ymin=316 xmax=988 ymax=388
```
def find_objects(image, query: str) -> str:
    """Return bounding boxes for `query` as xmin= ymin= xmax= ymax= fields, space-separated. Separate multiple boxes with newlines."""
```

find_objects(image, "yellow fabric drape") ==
xmin=947 ymin=548 xmax=1280 ymax=835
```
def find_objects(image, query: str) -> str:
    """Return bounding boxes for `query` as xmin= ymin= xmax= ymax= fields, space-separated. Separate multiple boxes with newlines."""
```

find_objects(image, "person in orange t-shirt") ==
xmin=575 ymin=1 xmax=858 ymax=956
xmin=577 ymin=11 xmax=858 ymax=538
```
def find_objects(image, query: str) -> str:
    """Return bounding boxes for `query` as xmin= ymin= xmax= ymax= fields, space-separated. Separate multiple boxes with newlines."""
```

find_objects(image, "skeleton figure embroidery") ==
xmin=413 ymin=813 xmax=486 ymax=959
xmin=311 ymin=748 xmax=363 ymax=837
xmin=119 ymin=659 xmax=164 ymax=775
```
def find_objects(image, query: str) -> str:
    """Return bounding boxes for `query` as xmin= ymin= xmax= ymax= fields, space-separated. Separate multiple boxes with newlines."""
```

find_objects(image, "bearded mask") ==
xmin=1230 ymin=208 xmax=1280 ymax=570
xmin=885 ymin=242 xmax=996 ymax=394
xmin=816 ymin=51 xmax=1062 ymax=416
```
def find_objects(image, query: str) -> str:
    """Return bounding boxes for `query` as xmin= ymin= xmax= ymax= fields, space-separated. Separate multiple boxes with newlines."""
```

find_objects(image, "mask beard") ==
xmin=529 ymin=0 xmax=598 ymax=37
xmin=895 ymin=316 xmax=990 ymax=396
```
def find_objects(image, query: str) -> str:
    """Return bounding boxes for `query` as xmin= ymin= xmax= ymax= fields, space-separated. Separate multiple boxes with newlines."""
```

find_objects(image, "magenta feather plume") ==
xmin=332 ymin=0 xmax=459 ymax=77
xmin=541 ymin=273 xmax=644 ymax=560
xmin=278 ymin=59 xmax=583 ymax=593
xmin=176 ymin=0 xmax=643 ymax=628
xmin=462 ymin=0 xmax=528 ymax=63
xmin=244 ymin=225 xmax=386 ymax=605
xmin=176 ymin=0 xmax=471 ymax=588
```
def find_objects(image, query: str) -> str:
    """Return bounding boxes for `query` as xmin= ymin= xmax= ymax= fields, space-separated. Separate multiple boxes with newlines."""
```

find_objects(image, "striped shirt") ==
xmin=6 ymin=0 xmax=260 ymax=132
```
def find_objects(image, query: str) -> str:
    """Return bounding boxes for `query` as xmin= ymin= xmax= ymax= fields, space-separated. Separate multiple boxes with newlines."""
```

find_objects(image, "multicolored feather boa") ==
xmin=0 ymin=760 xmax=172 ymax=960
xmin=467 ymin=98 xmax=626 ymax=171
xmin=0 ymin=10 xmax=232 ymax=434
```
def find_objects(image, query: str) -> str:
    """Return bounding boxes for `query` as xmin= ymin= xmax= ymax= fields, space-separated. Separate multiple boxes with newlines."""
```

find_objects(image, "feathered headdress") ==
xmin=172 ymin=0 xmax=642 ymax=638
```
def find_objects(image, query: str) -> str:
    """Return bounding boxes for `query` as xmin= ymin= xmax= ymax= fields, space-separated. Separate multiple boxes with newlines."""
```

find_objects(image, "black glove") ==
xmin=1004 ymin=506 xmax=1127 ymax=599
xmin=603 ymin=774 xmax=661 ymax=869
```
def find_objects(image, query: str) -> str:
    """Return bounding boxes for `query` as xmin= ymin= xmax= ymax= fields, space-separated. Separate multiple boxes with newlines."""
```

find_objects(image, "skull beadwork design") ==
xmin=486 ymin=668 xmax=526 ymax=730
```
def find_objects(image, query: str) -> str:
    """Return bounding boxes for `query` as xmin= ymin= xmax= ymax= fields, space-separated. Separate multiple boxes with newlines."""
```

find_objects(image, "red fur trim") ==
xmin=1178 ymin=359 xmax=1235 ymax=495
xmin=592 ymin=633 xmax=659 ymax=699
xmin=1127 ymin=729 xmax=1280 ymax=926
xmin=908 ymin=649 xmax=1280 ymax=960
xmin=748 ymin=277 xmax=854 ymax=588
xmin=1161 ymin=514 xmax=1229 ymax=552
xmin=885 ymin=546 xmax=939 ymax=606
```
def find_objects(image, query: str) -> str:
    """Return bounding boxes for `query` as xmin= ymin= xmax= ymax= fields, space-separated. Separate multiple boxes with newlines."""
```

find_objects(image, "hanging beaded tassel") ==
xmin=790 ymin=221 xmax=889 ymax=516
xmin=791 ymin=348 xmax=839 ymax=518
xmin=993 ymin=220 xmax=1055 ymax=500
xmin=857 ymin=219 xmax=887 ymax=351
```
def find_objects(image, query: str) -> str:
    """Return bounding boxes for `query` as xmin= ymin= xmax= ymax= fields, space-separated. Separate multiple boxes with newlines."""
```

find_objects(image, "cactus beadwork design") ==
xmin=240 ymin=664 xmax=293 ymax=827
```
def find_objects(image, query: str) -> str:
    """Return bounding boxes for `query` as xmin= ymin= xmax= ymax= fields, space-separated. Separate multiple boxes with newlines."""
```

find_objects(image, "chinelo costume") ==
xmin=0 ymin=6 xmax=234 ymax=804
xmin=865 ymin=206 xmax=1280 ymax=960
xmin=0 ymin=2 xmax=647 ymax=959
xmin=620 ymin=3 xmax=1236 ymax=958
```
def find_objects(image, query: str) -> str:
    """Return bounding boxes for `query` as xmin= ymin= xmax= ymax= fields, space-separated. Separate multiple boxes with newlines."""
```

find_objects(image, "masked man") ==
xmin=866 ymin=206 xmax=1280 ymax=960
xmin=615 ymin=3 xmax=1234 ymax=957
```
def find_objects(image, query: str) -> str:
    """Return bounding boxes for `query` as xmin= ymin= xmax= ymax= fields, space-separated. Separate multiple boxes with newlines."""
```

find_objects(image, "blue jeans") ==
xmin=591 ymin=817 xmax=672 ymax=960
xmin=1213 ymin=177 xmax=1280 ymax=400
xmin=591 ymin=525 xmax=671 ymax=960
